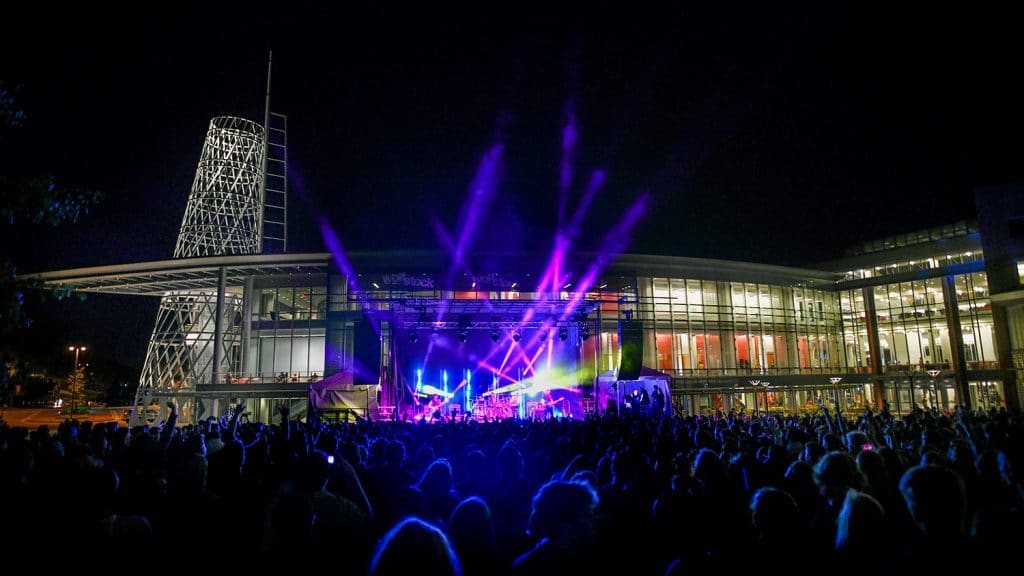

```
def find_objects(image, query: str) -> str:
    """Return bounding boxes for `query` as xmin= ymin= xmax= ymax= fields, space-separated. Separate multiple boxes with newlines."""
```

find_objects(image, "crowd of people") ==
xmin=1 ymin=402 xmax=1021 ymax=573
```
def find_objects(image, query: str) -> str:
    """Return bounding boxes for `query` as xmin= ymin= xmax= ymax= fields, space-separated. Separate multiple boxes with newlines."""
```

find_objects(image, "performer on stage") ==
xmin=428 ymin=394 xmax=445 ymax=421
xmin=542 ymin=390 xmax=556 ymax=420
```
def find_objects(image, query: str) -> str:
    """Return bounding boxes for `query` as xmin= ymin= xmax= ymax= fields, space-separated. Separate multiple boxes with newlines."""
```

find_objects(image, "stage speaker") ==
xmin=353 ymin=318 xmax=381 ymax=384
xmin=617 ymin=319 xmax=644 ymax=380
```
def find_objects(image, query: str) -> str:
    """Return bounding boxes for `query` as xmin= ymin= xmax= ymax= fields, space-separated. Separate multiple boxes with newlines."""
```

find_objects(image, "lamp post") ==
xmin=68 ymin=345 xmax=86 ymax=414
xmin=829 ymin=377 xmax=842 ymax=411
xmin=925 ymin=369 xmax=941 ymax=411
xmin=750 ymin=380 xmax=770 ymax=415
xmin=908 ymin=371 xmax=919 ymax=411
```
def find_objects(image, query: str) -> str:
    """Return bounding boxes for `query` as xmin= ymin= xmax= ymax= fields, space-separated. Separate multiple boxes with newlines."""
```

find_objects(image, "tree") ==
xmin=1 ymin=84 xmax=101 ymax=411
xmin=0 ymin=83 xmax=102 ymax=334
xmin=57 ymin=366 xmax=87 ymax=413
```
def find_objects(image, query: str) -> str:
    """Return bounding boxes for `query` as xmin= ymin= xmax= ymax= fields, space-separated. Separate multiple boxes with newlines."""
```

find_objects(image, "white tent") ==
xmin=309 ymin=371 xmax=379 ymax=419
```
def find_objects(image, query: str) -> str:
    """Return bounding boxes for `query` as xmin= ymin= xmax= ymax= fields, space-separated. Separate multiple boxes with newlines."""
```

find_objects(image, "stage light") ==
xmin=491 ymin=329 xmax=500 ymax=342
xmin=580 ymin=327 xmax=590 ymax=341
xmin=409 ymin=331 xmax=418 ymax=344
xmin=512 ymin=331 xmax=521 ymax=342
xmin=558 ymin=328 xmax=568 ymax=341
xmin=458 ymin=330 xmax=468 ymax=343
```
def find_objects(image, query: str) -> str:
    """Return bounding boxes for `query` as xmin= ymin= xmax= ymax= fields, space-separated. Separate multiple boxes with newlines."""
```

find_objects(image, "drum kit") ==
xmin=412 ymin=378 xmax=573 ymax=421
xmin=475 ymin=391 xmax=566 ymax=420
xmin=414 ymin=389 xmax=518 ymax=421
xmin=480 ymin=392 xmax=518 ymax=420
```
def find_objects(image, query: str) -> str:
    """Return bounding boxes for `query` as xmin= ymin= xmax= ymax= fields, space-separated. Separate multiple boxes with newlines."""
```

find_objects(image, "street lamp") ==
xmin=829 ymin=377 xmax=842 ymax=411
xmin=68 ymin=345 xmax=86 ymax=414
xmin=908 ymin=371 xmax=919 ymax=411
xmin=925 ymin=369 xmax=941 ymax=410
xmin=749 ymin=380 xmax=770 ymax=415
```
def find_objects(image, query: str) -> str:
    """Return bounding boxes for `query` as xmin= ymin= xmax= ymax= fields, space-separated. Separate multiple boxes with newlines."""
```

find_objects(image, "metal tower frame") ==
xmin=173 ymin=116 xmax=267 ymax=258
xmin=260 ymin=51 xmax=288 ymax=254
xmin=262 ymin=112 xmax=288 ymax=253
xmin=131 ymin=55 xmax=289 ymax=425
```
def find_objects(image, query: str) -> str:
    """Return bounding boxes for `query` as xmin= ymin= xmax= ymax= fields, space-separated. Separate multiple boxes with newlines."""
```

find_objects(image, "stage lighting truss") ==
xmin=395 ymin=318 xmax=589 ymax=346
xmin=387 ymin=294 xmax=613 ymax=346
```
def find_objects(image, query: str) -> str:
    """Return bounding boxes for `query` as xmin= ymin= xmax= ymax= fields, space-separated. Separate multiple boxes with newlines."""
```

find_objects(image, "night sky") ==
xmin=2 ymin=3 xmax=1022 ymax=368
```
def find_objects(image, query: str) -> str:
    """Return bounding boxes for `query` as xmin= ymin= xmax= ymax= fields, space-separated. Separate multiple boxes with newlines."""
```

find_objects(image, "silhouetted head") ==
xmin=844 ymin=430 xmax=871 ymax=456
xmin=836 ymin=489 xmax=885 ymax=551
xmin=855 ymin=449 xmax=887 ymax=492
xmin=750 ymin=487 xmax=799 ymax=540
xmin=814 ymin=451 xmax=865 ymax=506
xmin=528 ymin=480 xmax=599 ymax=547
xmin=900 ymin=465 xmax=966 ymax=538
xmin=692 ymin=448 xmax=726 ymax=489
xmin=370 ymin=517 xmax=461 ymax=576
xmin=802 ymin=441 xmax=826 ymax=465
xmin=417 ymin=458 xmax=454 ymax=498
xmin=384 ymin=439 xmax=407 ymax=466
xmin=497 ymin=441 xmax=524 ymax=478
xmin=448 ymin=496 xmax=496 ymax=552
xmin=294 ymin=450 xmax=330 ymax=493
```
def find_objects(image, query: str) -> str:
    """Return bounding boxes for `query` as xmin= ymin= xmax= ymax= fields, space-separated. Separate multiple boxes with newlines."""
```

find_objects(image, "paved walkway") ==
xmin=1 ymin=407 xmax=127 ymax=429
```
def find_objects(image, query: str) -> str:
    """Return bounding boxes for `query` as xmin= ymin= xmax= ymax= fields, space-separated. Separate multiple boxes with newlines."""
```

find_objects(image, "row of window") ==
xmin=242 ymin=271 xmax=999 ymax=380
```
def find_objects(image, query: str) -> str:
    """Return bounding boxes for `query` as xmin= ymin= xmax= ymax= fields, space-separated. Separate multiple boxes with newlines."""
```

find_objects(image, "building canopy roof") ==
xmin=21 ymin=250 xmax=845 ymax=297
xmin=21 ymin=253 xmax=332 ymax=296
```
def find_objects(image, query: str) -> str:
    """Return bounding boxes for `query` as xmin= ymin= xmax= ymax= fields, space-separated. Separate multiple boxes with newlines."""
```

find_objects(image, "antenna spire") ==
xmin=264 ymin=51 xmax=272 ymax=132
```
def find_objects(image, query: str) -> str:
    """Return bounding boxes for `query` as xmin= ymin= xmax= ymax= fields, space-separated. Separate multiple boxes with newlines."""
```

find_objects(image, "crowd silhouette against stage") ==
xmin=1 ymin=402 xmax=1021 ymax=573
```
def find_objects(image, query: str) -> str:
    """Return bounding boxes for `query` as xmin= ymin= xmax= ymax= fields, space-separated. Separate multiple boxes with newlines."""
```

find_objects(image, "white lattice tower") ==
xmin=133 ymin=291 xmax=243 ymax=424
xmin=131 ymin=117 xmax=265 ymax=426
xmin=174 ymin=116 xmax=267 ymax=258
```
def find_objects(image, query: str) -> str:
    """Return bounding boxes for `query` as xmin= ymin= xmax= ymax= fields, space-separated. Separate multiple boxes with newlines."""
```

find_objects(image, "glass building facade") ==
xmin=29 ymin=218 xmax=1024 ymax=423
xmin=248 ymin=279 xmax=328 ymax=382
xmin=167 ymin=238 xmax=1017 ymax=418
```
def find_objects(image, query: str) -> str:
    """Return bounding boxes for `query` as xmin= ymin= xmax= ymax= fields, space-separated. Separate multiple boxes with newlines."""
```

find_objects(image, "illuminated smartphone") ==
xmin=327 ymin=455 xmax=335 ymax=464
xmin=861 ymin=443 xmax=875 ymax=451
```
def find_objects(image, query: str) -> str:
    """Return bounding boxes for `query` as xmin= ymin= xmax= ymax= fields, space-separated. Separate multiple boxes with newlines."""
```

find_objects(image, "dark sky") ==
xmin=3 ymin=3 xmax=1023 ymax=367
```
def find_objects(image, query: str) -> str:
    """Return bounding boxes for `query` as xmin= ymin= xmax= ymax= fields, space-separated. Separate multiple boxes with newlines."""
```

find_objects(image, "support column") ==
xmin=991 ymin=303 xmax=1022 ymax=409
xmin=212 ymin=266 xmax=227 ymax=387
xmin=325 ymin=273 xmax=349 ymax=377
xmin=240 ymin=276 xmax=254 ymax=378
xmin=941 ymin=275 xmax=972 ymax=409
xmin=863 ymin=287 xmax=886 ymax=409
xmin=595 ymin=294 xmax=603 ymax=415
xmin=782 ymin=288 xmax=800 ymax=369
xmin=718 ymin=283 xmax=737 ymax=373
